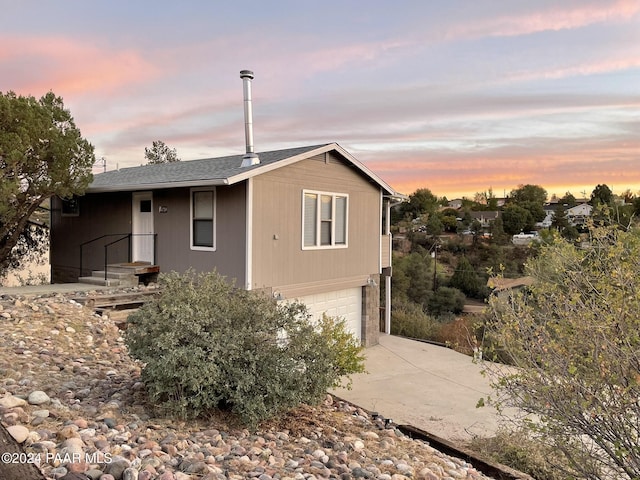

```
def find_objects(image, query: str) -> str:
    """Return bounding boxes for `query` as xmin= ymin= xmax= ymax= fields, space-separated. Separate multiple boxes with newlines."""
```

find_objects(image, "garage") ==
xmin=294 ymin=287 xmax=362 ymax=341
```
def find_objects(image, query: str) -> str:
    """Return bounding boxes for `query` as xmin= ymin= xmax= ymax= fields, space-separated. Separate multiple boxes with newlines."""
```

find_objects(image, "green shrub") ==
xmin=390 ymin=299 xmax=438 ymax=339
xmin=125 ymin=270 xmax=365 ymax=427
xmin=427 ymin=286 xmax=465 ymax=315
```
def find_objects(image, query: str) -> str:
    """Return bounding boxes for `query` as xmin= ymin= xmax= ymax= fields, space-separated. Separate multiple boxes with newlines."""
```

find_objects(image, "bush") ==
xmin=484 ymin=225 xmax=640 ymax=479
xmin=427 ymin=286 xmax=465 ymax=315
xmin=432 ymin=316 xmax=479 ymax=355
xmin=468 ymin=429 xmax=574 ymax=480
xmin=390 ymin=300 xmax=438 ymax=339
xmin=125 ymin=270 xmax=365 ymax=427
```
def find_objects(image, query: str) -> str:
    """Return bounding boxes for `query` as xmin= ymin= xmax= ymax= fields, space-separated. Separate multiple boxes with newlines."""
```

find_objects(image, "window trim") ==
xmin=190 ymin=187 xmax=216 ymax=251
xmin=301 ymin=189 xmax=349 ymax=250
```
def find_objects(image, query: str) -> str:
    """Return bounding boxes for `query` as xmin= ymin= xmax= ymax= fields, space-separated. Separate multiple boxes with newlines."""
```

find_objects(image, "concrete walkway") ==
xmin=332 ymin=334 xmax=506 ymax=442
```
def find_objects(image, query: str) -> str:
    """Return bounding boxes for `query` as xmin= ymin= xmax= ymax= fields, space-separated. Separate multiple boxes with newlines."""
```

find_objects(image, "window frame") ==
xmin=61 ymin=196 xmax=80 ymax=217
xmin=301 ymin=189 xmax=349 ymax=250
xmin=190 ymin=187 xmax=216 ymax=251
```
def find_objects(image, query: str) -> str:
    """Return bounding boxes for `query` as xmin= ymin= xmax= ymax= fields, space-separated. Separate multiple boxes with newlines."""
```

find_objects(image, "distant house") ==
xmin=469 ymin=211 xmax=500 ymax=229
xmin=566 ymin=203 xmax=593 ymax=227
xmin=488 ymin=276 xmax=534 ymax=296
xmin=537 ymin=204 xmax=560 ymax=228
xmin=50 ymin=143 xmax=402 ymax=346
xmin=448 ymin=199 xmax=463 ymax=209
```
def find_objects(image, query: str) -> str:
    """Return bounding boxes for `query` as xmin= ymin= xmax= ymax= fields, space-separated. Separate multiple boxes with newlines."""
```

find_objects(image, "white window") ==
xmin=302 ymin=190 xmax=348 ymax=249
xmin=190 ymin=188 xmax=216 ymax=250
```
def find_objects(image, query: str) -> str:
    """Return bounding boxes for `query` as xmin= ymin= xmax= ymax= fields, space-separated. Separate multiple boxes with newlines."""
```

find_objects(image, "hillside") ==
xmin=0 ymin=290 xmax=494 ymax=480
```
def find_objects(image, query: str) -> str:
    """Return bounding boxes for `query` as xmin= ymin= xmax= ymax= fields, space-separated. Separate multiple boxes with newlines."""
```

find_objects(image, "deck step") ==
xmin=106 ymin=263 xmax=159 ymax=275
xmin=78 ymin=263 xmax=159 ymax=288
xmin=78 ymin=276 xmax=122 ymax=287
xmin=92 ymin=270 xmax=137 ymax=280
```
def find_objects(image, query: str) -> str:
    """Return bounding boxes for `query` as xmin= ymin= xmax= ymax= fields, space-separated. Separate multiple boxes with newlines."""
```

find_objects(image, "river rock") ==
xmin=7 ymin=424 xmax=30 ymax=443
xmin=28 ymin=390 xmax=51 ymax=405
xmin=0 ymin=394 xmax=27 ymax=409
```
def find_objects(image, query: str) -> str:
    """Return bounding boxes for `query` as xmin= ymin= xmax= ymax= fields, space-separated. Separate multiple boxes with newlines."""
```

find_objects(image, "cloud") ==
xmin=365 ymin=135 xmax=640 ymax=198
xmin=0 ymin=35 xmax=160 ymax=97
xmin=445 ymin=0 xmax=640 ymax=40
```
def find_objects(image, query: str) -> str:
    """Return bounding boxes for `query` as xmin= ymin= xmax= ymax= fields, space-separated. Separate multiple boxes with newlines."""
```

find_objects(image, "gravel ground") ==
xmin=0 ymin=289 xmax=495 ymax=480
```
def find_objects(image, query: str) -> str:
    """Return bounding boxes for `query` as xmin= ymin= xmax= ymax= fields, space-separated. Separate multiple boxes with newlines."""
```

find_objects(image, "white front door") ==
xmin=132 ymin=192 xmax=155 ymax=263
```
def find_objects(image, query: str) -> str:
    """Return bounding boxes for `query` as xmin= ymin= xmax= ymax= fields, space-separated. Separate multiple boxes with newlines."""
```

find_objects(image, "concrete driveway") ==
xmin=331 ymin=334 xmax=507 ymax=443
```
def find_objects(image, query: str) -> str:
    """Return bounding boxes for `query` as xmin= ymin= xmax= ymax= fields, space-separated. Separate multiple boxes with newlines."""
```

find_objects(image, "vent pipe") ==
xmin=240 ymin=70 xmax=260 ymax=167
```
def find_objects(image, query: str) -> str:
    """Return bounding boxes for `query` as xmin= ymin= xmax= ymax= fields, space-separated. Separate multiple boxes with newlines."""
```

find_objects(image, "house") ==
xmin=447 ymin=199 xmax=463 ymax=209
xmin=50 ymin=142 xmax=401 ymax=346
xmin=487 ymin=276 xmax=534 ymax=298
xmin=50 ymin=72 xmax=405 ymax=347
xmin=50 ymin=71 xmax=404 ymax=346
xmin=469 ymin=211 xmax=500 ymax=229
xmin=566 ymin=203 xmax=593 ymax=227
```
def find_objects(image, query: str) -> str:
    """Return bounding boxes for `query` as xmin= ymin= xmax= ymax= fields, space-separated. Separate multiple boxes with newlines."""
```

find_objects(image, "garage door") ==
xmin=295 ymin=288 xmax=362 ymax=341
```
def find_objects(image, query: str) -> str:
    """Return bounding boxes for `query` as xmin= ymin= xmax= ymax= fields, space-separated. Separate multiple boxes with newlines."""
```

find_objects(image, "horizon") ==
xmin=3 ymin=1 xmax=639 ymax=199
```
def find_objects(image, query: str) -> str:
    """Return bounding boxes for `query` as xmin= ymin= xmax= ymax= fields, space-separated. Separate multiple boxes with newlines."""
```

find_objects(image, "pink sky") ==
xmin=2 ymin=1 xmax=639 ymax=199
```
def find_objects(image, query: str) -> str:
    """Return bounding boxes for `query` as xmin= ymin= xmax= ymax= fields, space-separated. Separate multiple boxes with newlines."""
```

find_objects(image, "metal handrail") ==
xmin=103 ymin=234 xmax=132 ymax=281
xmin=80 ymin=233 xmax=157 ymax=281
xmin=79 ymin=233 xmax=131 ymax=277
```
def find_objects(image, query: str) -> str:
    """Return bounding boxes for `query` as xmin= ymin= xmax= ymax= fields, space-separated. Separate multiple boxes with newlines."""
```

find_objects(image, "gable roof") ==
xmin=88 ymin=143 xmax=398 ymax=196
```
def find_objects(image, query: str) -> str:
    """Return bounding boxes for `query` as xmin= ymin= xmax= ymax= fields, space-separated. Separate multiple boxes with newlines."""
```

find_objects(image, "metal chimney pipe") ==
xmin=240 ymin=70 xmax=260 ymax=166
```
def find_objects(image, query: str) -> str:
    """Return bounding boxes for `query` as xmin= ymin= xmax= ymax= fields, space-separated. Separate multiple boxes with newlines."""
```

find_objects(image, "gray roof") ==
xmin=89 ymin=144 xmax=327 ymax=192
xmin=88 ymin=143 xmax=398 ymax=196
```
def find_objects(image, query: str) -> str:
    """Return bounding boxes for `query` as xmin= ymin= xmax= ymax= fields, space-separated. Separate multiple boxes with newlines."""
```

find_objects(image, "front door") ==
xmin=132 ymin=192 xmax=154 ymax=263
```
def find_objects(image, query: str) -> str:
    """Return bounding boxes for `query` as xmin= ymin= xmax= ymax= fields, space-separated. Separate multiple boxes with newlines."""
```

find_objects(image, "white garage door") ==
xmin=295 ymin=288 xmax=362 ymax=341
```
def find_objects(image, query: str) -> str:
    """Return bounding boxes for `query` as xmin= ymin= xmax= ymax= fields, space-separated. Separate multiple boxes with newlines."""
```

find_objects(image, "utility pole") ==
xmin=94 ymin=156 xmax=106 ymax=173
xmin=431 ymin=243 xmax=440 ymax=292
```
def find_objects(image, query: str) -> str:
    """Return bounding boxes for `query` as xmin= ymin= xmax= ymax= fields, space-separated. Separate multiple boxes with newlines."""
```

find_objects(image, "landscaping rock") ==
xmin=0 ymin=289 xmax=496 ymax=480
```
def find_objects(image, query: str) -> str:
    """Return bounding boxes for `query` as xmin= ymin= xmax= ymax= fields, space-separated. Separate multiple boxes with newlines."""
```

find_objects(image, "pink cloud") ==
xmin=448 ymin=0 xmax=640 ymax=40
xmin=0 ymin=35 xmax=160 ymax=97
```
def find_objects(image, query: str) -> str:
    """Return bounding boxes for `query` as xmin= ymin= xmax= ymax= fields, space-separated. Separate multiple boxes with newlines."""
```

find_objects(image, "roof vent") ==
xmin=240 ymin=70 xmax=260 ymax=167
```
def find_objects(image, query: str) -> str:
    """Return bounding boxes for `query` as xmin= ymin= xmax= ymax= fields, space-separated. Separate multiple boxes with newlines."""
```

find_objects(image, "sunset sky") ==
xmin=2 ymin=1 xmax=639 ymax=199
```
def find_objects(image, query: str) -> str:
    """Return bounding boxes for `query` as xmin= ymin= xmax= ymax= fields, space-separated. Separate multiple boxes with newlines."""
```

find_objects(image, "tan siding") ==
xmin=251 ymin=153 xmax=381 ymax=293
xmin=381 ymin=234 xmax=391 ymax=269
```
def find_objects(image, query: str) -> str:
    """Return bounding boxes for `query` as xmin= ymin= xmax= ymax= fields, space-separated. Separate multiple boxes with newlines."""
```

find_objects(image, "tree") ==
xmin=620 ymin=189 xmax=634 ymax=204
xmin=425 ymin=213 xmax=443 ymax=236
xmin=560 ymin=191 xmax=577 ymax=207
xmin=402 ymin=188 xmax=439 ymax=219
xmin=144 ymin=140 xmax=180 ymax=164
xmin=633 ymin=197 xmax=640 ymax=217
xmin=0 ymin=91 xmax=94 ymax=275
xmin=510 ymin=184 xmax=547 ymax=205
xmin=403 ymin=252 xmax=434 ymax=306
xmin=509 ymin=185 xmax=547 ymax=226
xmin=428 ymin=286 xmax=464 ymax=316
xmin=484 ymin=225 xmax=640 ymax=479
xmin=450 ymin=256 xmax=483 ymax=298
xmin=590 ymin=184 xmax=613 ymax=207
xmin=489 ymin=216 xmax=508 ymax=244
xmin=439 ymin=210 xmax=459 ymax=233
xmin=501 ymin=204 xmax=533 ymax=235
